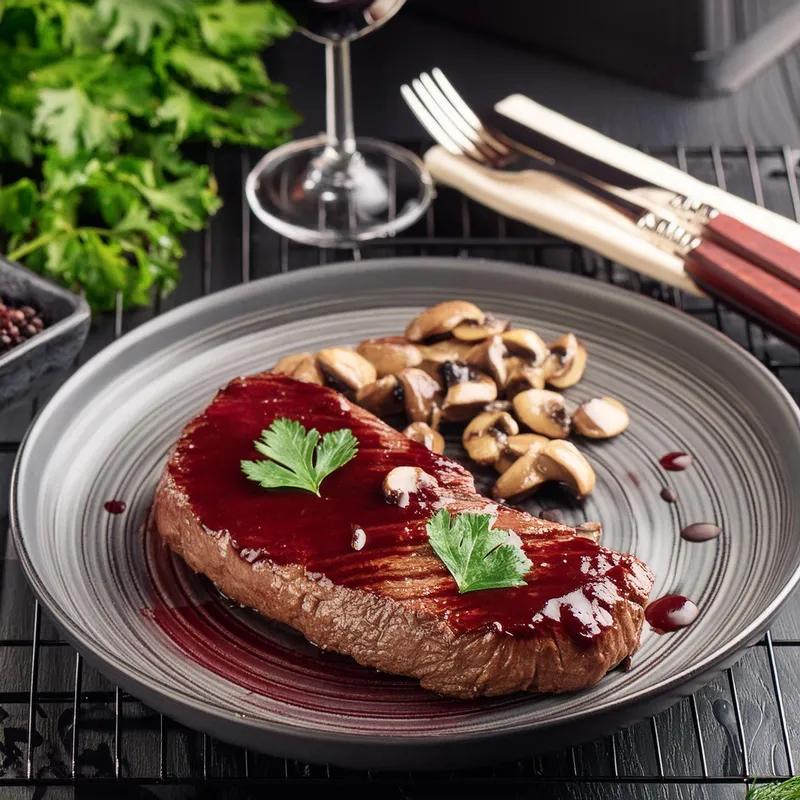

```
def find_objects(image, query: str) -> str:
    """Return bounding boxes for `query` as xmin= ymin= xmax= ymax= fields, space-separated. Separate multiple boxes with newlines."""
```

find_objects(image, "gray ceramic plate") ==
xmin=11 ymin=258 xmax=800 ymax=770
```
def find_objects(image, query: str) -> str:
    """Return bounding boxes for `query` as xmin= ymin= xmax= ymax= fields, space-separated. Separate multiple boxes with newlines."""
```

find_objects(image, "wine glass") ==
xmin=246 ymin=0 xmax=433 ymax=247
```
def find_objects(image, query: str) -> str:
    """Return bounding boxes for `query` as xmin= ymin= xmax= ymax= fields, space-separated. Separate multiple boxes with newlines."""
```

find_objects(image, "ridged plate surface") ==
xmin=11 ymin=259 xmax=800 ymax=769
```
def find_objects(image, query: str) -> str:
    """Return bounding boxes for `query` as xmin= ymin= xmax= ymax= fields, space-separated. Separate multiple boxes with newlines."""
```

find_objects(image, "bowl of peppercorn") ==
xmin=0 ymin=256 xmax=90 ymax=408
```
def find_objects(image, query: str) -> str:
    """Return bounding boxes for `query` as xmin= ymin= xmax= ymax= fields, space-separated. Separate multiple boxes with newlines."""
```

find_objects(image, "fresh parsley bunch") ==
xmin=0 ymin=0 xmax=299 ymax=311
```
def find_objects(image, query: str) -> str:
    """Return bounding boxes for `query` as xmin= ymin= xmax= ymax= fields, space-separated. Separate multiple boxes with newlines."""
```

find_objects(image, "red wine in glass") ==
xmin=283 ymin=0 xmax=395 ymax=41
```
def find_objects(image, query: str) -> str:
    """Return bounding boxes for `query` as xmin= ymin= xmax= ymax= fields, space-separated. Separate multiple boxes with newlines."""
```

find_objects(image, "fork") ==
xmin=400 ymin=69 xmax=695 ymax=250
xmin=401 ymin=68 xmax=800 ymax=345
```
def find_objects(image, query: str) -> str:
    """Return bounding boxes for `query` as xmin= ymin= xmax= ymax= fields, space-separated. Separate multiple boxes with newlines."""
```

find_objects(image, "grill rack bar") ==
xmin=2 ymin=144 xmax=800 ymax=793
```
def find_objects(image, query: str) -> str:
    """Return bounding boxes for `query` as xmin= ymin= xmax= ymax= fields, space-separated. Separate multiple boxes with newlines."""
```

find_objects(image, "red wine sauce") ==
xmin=659 ymin=451 xmax=693 ymax=471
xmin=681 ymin=522 xmax=721 ymax=542
xmin=645 ymin=594 xmax=699 ymax=633
xmin=104 ymin=499 xmax=126 ymax=514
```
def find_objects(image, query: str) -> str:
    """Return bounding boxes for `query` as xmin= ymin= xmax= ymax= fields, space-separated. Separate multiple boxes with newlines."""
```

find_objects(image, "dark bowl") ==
xmin=0 ymin=256 xmax=90 ymax=407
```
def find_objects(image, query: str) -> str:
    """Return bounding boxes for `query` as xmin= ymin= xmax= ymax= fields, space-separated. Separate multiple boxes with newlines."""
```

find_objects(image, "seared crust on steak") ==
xmin=153 ymin=374 xmax=653 ymax=698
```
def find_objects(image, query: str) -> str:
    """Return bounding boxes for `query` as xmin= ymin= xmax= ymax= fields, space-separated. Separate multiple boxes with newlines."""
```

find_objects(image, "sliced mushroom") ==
xmin=452 ymin=315 xmax=509 ymax=342
xmin=573 ymin=397 xmax=629 ymax=438
xmin=317 ymin=348 xmax=377 ymax=393
xmin=356 ymin=336 xmax=422 ymax=377
xmin=441 ymin=373 xmax=498 ymax=422
xmin=504 ymin=357 xmax=546 ymax=398
xmin=493 ymin=439 xmax=595 ymax=500
xmin=544 ymin=333 xmax=587 ymax=389
xmin=406 ymin=301 xmax=484 ymax=342
xmin=466 ymin=335 xmax=508 ymax=386
xmin=418 ymin=339 xmax=475 ymax=379
xmin=272 ymin=352 xmax=324 ymax=385
xmin=462 ymin=411 xmax=519 ymax=465
xmin=513 ymin=389 xmax=571 ymax=439
xmin=273 ymin=352 xmax=313 ymax=374
xmin=502 ymin=328 xmax=549 ymax=366
xmin=397 ymin=368 xmax=442 ymax=424
xmin=495 ymin=433 xmax=549 ymax=473
xmin=382 ymin=466 xmax=438 ymax=508
xmin=356 ymin=375 xmax=404 ymax=416
xmin=574 ymin=521 xmax=602 ymax=543
xmin=403 ymin=421 xmax=445 ymax=454
xmin=439 ymin=360 xmax=476 ymax=387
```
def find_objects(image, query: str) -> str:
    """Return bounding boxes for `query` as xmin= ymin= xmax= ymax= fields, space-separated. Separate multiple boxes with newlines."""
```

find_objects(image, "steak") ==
xmin=153 ymin=373 xmax=654 ymax=698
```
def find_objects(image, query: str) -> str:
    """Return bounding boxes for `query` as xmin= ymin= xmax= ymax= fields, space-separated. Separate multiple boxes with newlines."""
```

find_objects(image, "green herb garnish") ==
xmin=241 ymin=418 xmax=358 ymax=497
xmin=0 ymin=0 xmax=298 ymax=312
xmin=426 ymin=509 xmax=532 ymax=594
xmin=748 ymin=778 xmax=800 ymax=799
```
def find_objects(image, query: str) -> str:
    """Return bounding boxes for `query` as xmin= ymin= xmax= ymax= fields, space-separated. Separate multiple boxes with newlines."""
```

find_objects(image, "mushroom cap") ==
xmin=402 ymin=421 xmax=445 ymax=454
xmin=382 ymin=466 xmax=438 ymax=507
xmin=494 ymin=433 xmax=550 ymax=473
xmin=397 ymin=367 xmax=442 ymax=424
xmin=405 ymin=301 xmax=485 ymax=342
xmin=573 ymin=396 xmax=629 ymax=438
xmin=545 ymin=333 xmax=588 ymax=389
xmin=272 ymin=352 xmax=324 ymax=385
xmin=465 ymin=335 xmax=508 ymax=386
xmin=504 ymin=358 xmax=546 ymax=398
xmin=536 ymin=440 xmax=596 ymax=497
xmin=502 ymin=328 xmax=549 ymax=365
xmin=441 ymin=374 xmax=498 ymax=422
xmin=356 ymin=336 xmax=422 ymax=377
xmin=492 ymin=439 xmax=595 ymax=499
xmin=317 ymin=348 xmax=377 ymax=392
xmin=462 ymin=410 xmax=519 ymax=465
xmin=356 ymin=375 xmax=404 ymax=417
xmin=452 ymin=316 xmax=509 ymax=342
xmin=273 ymin=352 xmax=314 ymax=374
xmin=513 ymin=388 xmax=571 ymax=439
xmin=463 ymin=410 xmax=519 ymax=440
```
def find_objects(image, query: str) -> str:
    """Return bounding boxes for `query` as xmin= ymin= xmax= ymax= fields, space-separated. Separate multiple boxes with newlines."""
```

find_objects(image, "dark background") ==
xmin=268 ymin=4 xmax=800 ymax=148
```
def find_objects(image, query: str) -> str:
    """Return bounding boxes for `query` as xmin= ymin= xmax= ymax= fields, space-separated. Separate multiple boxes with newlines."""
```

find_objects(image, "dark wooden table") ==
xmin=3 ymin=14 xmax=800 ymax=799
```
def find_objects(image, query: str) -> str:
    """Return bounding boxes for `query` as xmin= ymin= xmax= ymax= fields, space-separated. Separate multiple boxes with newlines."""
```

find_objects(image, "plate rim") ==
xmin=11 ymin=257 xmax=800 ymax=761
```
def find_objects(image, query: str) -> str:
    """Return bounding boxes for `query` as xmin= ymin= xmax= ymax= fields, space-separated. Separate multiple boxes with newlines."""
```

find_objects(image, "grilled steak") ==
xmin=153 ymin=374 xmax=653 ymax=698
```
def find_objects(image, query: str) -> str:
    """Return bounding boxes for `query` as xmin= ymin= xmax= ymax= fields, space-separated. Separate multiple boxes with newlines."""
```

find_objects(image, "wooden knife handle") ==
xmin=684 ymin=238 xmax=800 ymax=345
xmin=704 ymin=212 xmax=800 ymax=290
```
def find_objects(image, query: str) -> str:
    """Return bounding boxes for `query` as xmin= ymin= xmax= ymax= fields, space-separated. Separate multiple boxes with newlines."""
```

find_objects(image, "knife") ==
xmin=486 ymin=110 xmax=800 ymax=292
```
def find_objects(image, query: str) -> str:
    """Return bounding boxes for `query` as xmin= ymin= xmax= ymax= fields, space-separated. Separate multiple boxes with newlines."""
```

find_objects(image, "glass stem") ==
xmin=325 ymin=39 xmax=356 ymax=157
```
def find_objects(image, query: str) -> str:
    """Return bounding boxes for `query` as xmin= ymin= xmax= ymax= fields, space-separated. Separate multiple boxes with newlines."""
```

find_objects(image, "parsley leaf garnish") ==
xmin=426 ymin=509 xmax=532 ymax=594
xmin=0 ymin=0 xmax=298 ymax=312
xmin=241 ymin=418 xmax=358 ymax=497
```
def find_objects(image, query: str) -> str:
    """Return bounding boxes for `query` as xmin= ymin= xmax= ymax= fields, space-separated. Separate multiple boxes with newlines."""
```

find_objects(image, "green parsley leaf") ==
xmin=747 ymin=778 xmax=800 ymax=799
xmin=168 ymin=46 xmax=242 ymax=93
xmin=198 ymin=0 xmax=294 ymax=57
xmin=33 ymin=87 xmax=128 ymax=157
xmin=98 ymin=0 xmax=188 ymax=53
xmin=241 ymin=418 xmax=359 ymax=497
xmin=426 ymin=509 xmax=532 ymax=594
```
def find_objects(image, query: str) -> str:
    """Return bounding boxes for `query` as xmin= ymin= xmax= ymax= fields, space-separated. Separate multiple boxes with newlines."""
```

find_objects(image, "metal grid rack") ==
xmin=2 ymin=145 xmax=800 ymax=799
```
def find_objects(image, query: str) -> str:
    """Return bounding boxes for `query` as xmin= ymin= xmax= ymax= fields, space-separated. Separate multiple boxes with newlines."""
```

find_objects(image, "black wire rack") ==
xmin=2 ymin=144 xmax=800 ymax=800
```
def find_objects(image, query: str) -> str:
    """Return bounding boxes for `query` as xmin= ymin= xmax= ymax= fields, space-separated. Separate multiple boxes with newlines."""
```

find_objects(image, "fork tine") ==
xmin=400 ymin=84 xmax=462 ymax=157
xmin=418 ymin=72 xmax=505 ymax=161
xmin=430 ymin=68 xmax=511 ymax=156
xmin=409 ymin=79 xmax=490 ymax=165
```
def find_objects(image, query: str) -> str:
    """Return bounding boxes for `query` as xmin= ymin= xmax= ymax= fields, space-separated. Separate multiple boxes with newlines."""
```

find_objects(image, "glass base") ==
xmin=246 ymin=135 xmax=433 ymax=247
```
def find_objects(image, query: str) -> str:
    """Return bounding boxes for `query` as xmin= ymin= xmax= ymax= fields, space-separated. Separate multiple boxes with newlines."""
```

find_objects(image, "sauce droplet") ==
xmin=645 ymin=594 xmax=699 ymax=633
xmin=659 ymin=451 xmax=692 ymax=471
xmin=681 ymin=522 xmax=721 ymax=542
xmin=104 ymin=499 xmax=126 ymax=514
xmin=660 ymin=486 xmax=678 ymax=503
